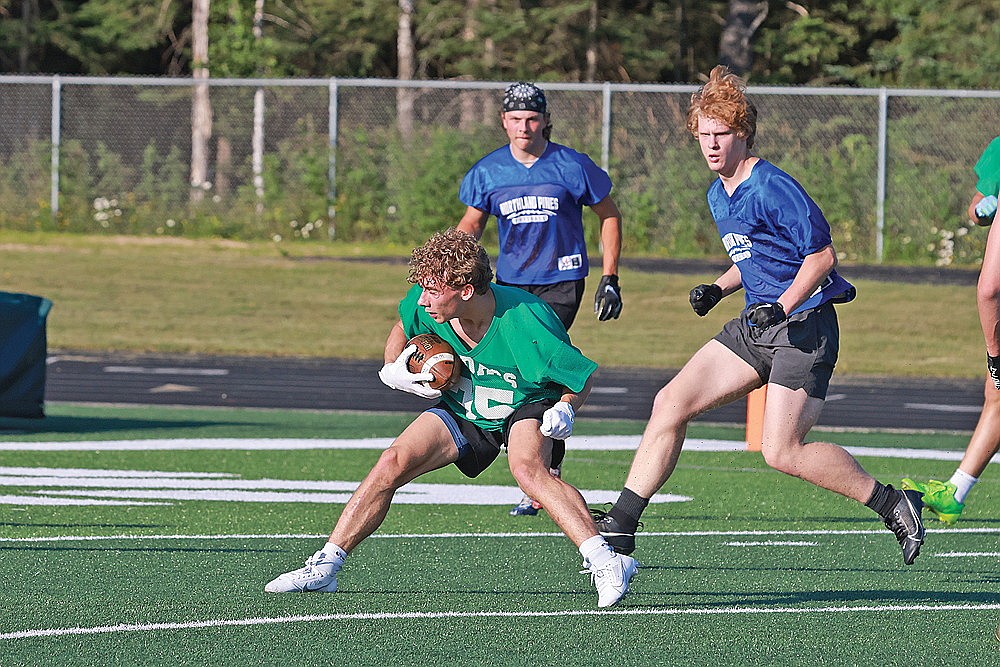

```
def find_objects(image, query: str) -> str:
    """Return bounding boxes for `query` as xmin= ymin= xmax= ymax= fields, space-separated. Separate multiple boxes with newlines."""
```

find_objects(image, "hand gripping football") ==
xmin=406 ymin=333 xmax=461 ymax=391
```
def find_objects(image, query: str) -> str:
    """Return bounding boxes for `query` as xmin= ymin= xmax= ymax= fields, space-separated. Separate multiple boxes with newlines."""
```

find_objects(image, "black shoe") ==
xmin=590 ymin=506 xmax=640 ymax=556
xmin=884 ymin=488 xmax=925 ymax=565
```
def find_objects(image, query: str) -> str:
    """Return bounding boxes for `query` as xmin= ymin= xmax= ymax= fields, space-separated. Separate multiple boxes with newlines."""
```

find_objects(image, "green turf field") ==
xmin=1 ymin=404 xmax=998 ymax=665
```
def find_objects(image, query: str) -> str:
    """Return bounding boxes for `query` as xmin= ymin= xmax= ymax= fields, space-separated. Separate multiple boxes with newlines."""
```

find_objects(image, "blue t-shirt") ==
xmin=459 ymin=142 xmax=613 ymax=285
xmin=706 ymin=160 xmax=854 ymax=313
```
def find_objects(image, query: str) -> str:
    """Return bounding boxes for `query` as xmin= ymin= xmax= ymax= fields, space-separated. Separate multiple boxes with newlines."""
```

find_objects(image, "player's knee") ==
xmin=370 ymin=447 xmax=413 ymax=488
xmin=509 ymin=460 xmax=547 ymax=495
xmin=760 ymin=443 xmax=800 ymax=476
xmin=649 ymin=386 xmax=695 ymax=426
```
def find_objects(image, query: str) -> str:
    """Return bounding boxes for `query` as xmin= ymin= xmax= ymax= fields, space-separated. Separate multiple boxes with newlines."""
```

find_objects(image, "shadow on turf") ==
xmin=0 ymin=414 xmax=241 ymax=436
xmin=0 ymin=545 xmax=286 ymax=554
xmin=632 ymin=588 xmax=1000 ymax=608
xmin=0 ymin=521 xmax=161 ymax=529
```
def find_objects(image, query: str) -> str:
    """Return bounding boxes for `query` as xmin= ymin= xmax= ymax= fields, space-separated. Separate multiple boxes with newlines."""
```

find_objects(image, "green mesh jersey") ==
xmin=975 ymin=136 xmax=1000 ymax=198
xmin=399 ymin=283 xmax=598 ymax=431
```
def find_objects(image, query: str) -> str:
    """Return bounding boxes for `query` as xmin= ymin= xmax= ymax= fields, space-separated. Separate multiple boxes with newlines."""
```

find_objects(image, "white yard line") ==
xmin=3 ymin=603 xmax=999 ymax=640
xmin=0 ymin=436 xmax=984 ymax=463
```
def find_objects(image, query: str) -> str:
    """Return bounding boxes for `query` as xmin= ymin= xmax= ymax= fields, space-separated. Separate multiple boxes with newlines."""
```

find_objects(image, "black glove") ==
xmin=689 ymin=283 xmax=723 ymax=316
xmin=594 ymin=274 xmax=622 ymax=321
xmin=746 ymin=302 xmax=786 ymax=330
xmin=988 ymin=353 xmax=1000 ymax=391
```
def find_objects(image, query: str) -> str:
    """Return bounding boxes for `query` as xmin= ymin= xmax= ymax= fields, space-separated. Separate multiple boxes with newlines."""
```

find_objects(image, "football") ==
xmin=406 ymin=333 xmax=461 ymax=391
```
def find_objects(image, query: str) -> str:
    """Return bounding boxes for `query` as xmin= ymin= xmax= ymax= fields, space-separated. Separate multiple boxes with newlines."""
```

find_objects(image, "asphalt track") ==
xmin=39 ymin=259 xmax=989 ymax=433
xmin=44 ymin=350 xmax=987 ymax=433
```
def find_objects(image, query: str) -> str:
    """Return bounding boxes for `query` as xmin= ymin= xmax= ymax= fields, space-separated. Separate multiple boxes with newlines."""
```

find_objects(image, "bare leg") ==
xmin=624 ymin=340 xmax=762 ymax=497
xmin=506 ymin=419 xmax=598 ymax=546
xmin=958 ymin=377 xmax=1000 ymax=478
xmin=758 ymin=383 xmax=876 ymax=502
xmin=330 ymin=411 xmax=459 ymax=552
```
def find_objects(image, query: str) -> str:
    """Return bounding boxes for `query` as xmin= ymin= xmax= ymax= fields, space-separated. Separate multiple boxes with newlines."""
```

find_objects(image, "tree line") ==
xmin=1 ymin=1 xmax=997 ymax=88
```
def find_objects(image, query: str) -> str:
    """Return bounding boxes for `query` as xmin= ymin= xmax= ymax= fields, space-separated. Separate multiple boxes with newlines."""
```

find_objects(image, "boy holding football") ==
xmin=266 ymin=228 xmax=637 ymax=607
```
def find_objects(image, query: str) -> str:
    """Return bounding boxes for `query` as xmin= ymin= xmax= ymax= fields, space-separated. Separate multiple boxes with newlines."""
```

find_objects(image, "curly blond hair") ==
xmin=408 ymin=228 xmax=493 ymax=294
xmin=686 ymin=65 xmax=757 ymax=148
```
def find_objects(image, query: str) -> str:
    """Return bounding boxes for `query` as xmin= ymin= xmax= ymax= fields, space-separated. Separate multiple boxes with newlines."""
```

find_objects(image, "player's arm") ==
xmin=457 ymin=206 xmax=490 ymax=239
xmin=777 ymin=244 xmax=838 ymax=314
xmin=590 ymin=196 xmax=624 ymax=320
xmin=590 ymin=196 xmax=622 ymax=276
xmin=689 ymin=264 xmax=741 ymax=316
xmin=378 ymin=320 xmax=440 ymax=399
xmin=384 ymin=320 xmax=408 ymax=363
xmin=745 ymin=245 xmax=836 ymax=329
xmin=969 ymin=191 xmax=998 ymax=226
xmin=540 ymin=374 xmax=595 ymax=440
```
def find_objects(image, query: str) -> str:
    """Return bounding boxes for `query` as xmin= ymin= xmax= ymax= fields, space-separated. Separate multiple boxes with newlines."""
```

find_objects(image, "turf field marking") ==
xmin=724 ymin=541 xmax=819 ymax=547
xmin=0 ymin=437 xmax=983 ymax=464
xmin=3 ymin=603 xmax=999 ymax=640
xmin=932 ymin=552 xmax=1000 ymax=558
xmin=2 ymin=527 xmax=998 ymax=543
xmin=0 ymin=466 xmax=689 ymax=507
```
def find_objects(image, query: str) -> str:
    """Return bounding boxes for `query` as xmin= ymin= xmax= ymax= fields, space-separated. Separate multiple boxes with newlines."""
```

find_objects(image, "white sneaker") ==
xmin=264 ymin=549 xmax=341 ymax=593
xmin=586 ymin=553 xmax=638 ymax=608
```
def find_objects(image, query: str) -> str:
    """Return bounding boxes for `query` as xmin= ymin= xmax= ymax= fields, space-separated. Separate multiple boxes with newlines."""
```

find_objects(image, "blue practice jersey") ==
xmin=706 ymin=160 xmax=854 ymax=313
xmin=459 ymin=142 xmax=612 ymax=285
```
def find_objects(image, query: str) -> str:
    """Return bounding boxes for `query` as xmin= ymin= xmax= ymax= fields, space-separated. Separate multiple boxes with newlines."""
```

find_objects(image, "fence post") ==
xmin=601 ymin=81 xmax=611 ymax=172
xmin=50 ymin=75 xmax=61 ymax=219
xmin=875 ymin=87 xmax=888 ymax=263
xmin=327 ymin=78 xmax=339 ymax=238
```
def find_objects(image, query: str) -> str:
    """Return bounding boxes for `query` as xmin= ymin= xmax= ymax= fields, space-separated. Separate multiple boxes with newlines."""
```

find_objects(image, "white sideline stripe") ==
xmin=3 ymin=604 xmax=999 ymax=640
xmin=2 ymin=527 xmax=998 ymax=543
xmin=905 ymin=402 xmax=982 ymax=413
xmin=725 ymin=541 xmax=818 ymax=547
xmin=932 ymin=552 xmax=1000 ymax=558
xmin=102 ymin=366 xmax=229 ymax=376
xmin=0 ymin=436 xmax=983 ymax=462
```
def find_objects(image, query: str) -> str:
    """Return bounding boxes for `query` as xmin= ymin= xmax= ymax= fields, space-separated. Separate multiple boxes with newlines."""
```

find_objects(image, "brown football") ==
xmin=406 ymin=333 xmax=462 ymax=391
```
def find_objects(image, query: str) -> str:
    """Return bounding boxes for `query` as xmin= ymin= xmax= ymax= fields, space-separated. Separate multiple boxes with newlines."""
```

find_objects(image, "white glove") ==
xmin=377 ymin=345 xmax=441 ymax=399
xmin=540 ymin=401 xmax=575 ymax=439
xmin=976 ymin=194 xmax=998 ymax=220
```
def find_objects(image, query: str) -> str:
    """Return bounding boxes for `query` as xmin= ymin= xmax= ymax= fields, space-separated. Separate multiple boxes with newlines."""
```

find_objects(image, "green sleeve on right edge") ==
xmin=974 ymin=137 xmax=1000 ymax=197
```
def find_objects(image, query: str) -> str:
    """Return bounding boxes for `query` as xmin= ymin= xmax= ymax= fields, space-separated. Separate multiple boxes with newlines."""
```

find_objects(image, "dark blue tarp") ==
xmin=0 ymin=292 xmax=51 ymax=418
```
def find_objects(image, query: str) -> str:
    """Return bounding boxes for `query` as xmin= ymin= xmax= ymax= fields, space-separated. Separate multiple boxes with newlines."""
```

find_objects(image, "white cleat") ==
xmin=265 ymin=550 xmax=340 ymax=593
xmin=586 ymin=553 xmax=638 ymax=608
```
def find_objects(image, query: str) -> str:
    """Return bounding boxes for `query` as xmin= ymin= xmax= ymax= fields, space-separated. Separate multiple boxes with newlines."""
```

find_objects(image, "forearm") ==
xmin=591 ymin=197 xmax=622 ymax=275
xmin=384 ymin=321 xmax=408 ymax=363
xmin=778 ymin=245 xmax=837 ymax=312
xmin=714 ymin=264 xmax=743 ymax=296
xmin=599 ymin=216 xmax=622 ymax=275
xmin=559 ymin=374 xmax=594 ymax=412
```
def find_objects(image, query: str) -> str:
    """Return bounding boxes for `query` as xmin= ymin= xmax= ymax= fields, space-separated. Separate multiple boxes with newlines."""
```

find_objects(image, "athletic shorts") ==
xmin=497 ymin=279 xmax=586 ymax=330
xmin=713 ymin=302 xmax=840 ymax=399
xmin=426 ymin=398 xmax=566 ymax=479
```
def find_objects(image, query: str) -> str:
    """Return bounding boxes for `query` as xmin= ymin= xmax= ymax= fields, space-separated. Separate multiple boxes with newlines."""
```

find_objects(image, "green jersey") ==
xmin=398 ymin=283 xmax=597 ymax=431
xmin=975 ymin=136 xmax=1000 ymax=198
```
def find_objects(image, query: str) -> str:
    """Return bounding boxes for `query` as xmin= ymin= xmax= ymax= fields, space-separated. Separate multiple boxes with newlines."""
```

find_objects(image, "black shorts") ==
xmin=713 ymin=302 xmax=840 ymax=399
xmin=426 ymin=399 xmax=566 ymax=478
xmin=496 ymin=279 xmax=586 ymax=330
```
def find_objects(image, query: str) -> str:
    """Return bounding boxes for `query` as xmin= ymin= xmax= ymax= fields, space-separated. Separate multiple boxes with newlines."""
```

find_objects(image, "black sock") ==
xmin=608 ymin=487 xmax=649 ymax=531
xmin=865 ymin=482 xmax=900 ymax=519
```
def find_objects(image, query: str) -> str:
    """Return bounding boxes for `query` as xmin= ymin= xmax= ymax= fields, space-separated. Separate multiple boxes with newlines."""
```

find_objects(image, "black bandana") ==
xmin=502 ymin=82 xmax=547 ymax=113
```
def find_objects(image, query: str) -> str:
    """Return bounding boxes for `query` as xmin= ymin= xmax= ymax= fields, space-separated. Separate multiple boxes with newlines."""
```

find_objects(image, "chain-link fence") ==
xmin=1 ymin=75 xmax=998 ymax=265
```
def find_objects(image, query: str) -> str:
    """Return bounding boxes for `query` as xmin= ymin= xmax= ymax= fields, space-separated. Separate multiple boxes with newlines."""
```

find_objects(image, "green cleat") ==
xmin=901 ymin=478 xmax=964 ymax=525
